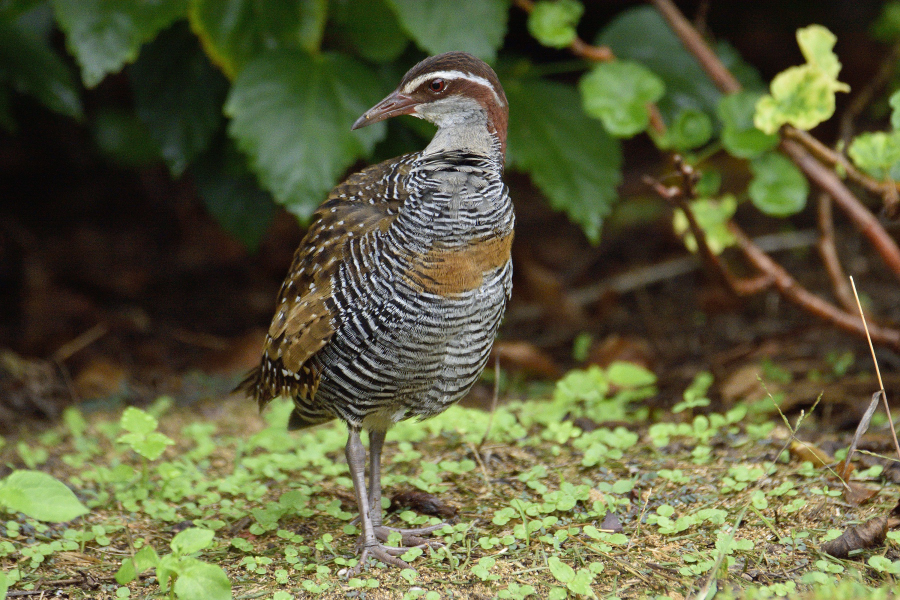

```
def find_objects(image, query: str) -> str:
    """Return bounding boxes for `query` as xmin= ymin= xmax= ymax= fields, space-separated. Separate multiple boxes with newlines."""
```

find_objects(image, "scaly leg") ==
xmin=345 ymin=427 xmax=420 ymax=575
xmin=367 ymin=428 xmax=446 ymax=544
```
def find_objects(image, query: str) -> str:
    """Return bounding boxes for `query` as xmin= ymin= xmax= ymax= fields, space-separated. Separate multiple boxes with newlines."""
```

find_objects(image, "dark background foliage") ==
xmin=0 ymin=0 xmax=897 ymax=427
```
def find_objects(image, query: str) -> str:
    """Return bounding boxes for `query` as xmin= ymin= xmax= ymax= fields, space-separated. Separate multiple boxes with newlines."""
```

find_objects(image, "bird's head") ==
xmin=352 ymin=52 xmax=508 ymax=154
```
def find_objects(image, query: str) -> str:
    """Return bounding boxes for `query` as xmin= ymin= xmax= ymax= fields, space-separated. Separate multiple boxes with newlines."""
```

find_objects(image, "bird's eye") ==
xmin=429 ymin=79 xmax=446 ymax=93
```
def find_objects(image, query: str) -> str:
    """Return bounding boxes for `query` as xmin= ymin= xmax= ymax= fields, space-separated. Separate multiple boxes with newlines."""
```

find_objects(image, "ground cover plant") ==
xmin=2 ymin=360 xmax=900 ymax=599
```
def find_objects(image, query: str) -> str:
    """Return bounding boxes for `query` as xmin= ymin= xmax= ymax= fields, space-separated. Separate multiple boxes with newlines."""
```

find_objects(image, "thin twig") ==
xmin=780 ymin=139 xmax=900 ymax=277
xmin=53 ymin=322 xmax=108 ymax=362
xmin=785 ymin=126 xmax=900 ymax=211
xmin=651 ymin=0 xmax=900 ymax=277
xmin=816 ymin=192 xmax=856 ymax=312
xmin=643 ymin=163 xmax=742 ymax=295
xmin=650 ymin=0 xmax=740 ymax=93
xmin=730 ymin=224 xmax=900 ymax=349
xmin=513 ymin=0 xmax=614 ymax=62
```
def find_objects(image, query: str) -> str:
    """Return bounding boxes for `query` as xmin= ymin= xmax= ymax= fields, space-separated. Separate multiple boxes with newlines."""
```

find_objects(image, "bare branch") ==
xmin=815 ymin=192 xmax=856 ymax=312
xmin=650 ymin=0 xmax=740 ymax=93
xmin=729 ymin=224 xmax=900 ymax=350
xmin=780 ymin=139 xmax=900 ymax=277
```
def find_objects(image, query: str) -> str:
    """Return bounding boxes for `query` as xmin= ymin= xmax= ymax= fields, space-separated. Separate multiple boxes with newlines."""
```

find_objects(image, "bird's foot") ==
xmin=372 ymin=524 xmax=447 ymax=547
xmin=345 ymin=542 xmax=414 ymax=576
xmin=344 ymin=526 xmax=445 ymax=576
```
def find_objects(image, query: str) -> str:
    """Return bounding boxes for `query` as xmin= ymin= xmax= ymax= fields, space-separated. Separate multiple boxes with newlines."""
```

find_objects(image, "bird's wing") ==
xmin=236 ymin=154 xmax=416 ymax=410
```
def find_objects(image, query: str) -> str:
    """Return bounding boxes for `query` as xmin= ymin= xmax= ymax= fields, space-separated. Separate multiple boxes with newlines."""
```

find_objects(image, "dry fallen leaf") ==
xmin=600 ymin=512 xmax=624 ymax=533
xmin=585 ymin=334 xmax=655 ymax=371
xmin=843 ymin=482 xmax=880 ymax=506
xmin=388 ymin=490 xmax=458 ymax=520
xmin=789 ymin=440 xmax=833 ymax=468
xmin=74 ymin=357 xmax=127 ymax=400
xmin=822 ymin=515 xmax=888 ymax=558
xmin=490 ymin=340 xmax=562 ymax=378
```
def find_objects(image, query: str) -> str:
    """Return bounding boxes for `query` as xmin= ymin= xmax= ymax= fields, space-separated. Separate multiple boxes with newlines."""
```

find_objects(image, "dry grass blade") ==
xmin=849 ymin=276 xmax=899 ymax=462
xmin=841 ymin=391 xmax=883 ymax=480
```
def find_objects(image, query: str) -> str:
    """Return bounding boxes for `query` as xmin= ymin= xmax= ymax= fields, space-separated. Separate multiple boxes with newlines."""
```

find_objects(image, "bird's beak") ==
xmin=352 ymin=90 xmax=419 ymax=130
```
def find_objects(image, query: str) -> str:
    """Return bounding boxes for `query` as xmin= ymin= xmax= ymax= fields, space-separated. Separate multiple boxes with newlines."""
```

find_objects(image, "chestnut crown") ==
xmin=352 ymin=52 xmax=508 ymax=154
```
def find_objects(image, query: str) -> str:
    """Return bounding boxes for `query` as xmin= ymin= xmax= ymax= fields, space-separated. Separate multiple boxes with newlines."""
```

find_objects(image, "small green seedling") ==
xmin=116 ymin=406 xmax=175 ymax=484
xmin=116 ymin=527 xmax=230 ymax=600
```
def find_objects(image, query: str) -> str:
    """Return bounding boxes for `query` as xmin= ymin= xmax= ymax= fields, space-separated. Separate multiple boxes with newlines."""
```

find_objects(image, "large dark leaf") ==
xmin=51 ymin=0 xmax=187 ymax=87
xmin=0 ymin=20 xmax=82 ymax=119
xmin=506 ymin=77 xmax=622 ymax=243
xmin=225 ymin=50 xmax=387 ymax=220
xmin=130 ymin=23 xmax=228 ymax=176
xmin=386 ymin=0 xmax=509 ymax=61
xmin=188 ymin=0 xmax=306 ymax=79
xmin=331 ymin=0 xmax=408 ymax=63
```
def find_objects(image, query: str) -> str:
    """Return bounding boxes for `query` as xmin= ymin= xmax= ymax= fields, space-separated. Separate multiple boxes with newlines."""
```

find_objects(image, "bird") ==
xmin=237 ymin=51 xmax=514 ymax=574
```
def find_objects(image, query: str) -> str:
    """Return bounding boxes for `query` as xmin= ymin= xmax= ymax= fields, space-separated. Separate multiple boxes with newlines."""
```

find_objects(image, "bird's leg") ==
xmin=367 ymin=428 xmax=447 ymax=545
xmin=345 ymin=427 xmax=417 ymax=575
xmin=367 ymin=428 xmax=386 ymax=527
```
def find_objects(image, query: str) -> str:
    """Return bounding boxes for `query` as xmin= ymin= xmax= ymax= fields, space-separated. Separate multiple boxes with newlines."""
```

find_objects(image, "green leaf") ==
xmin=797 ymin=24 xmax=842 ymax=79
xmin=527 ymin=0 xmax=583 ymax=49
xmin=386 ymin=0 xmax=509 ymax=61
xmin=188 ymin=0 xmax=304 ymax=79
xmin=848 ymin=131 xmax=900 ymax=180
xmin=717 ymin=91 xmax=778 ymax=159
xmin=606 ymin=361 xmax=656 ymax=388
xmin=567 ymin=568 xmax=596 ymax=597
xmin=0 ymin=470 xmax=88 ymax=522
xmin=579 ymin=60 xmax=665 ymax=138
xmin=890 ymin=90 xmax=900 ymax=131
xmin=171 ymin=528 xmax=215 ymax=556
xmin=192 ymin=141 xmax=276 ymax=251
xmin=114 ymin=558 xmax=137 ymax=585
xmin=0 ymin=21 xmax=82 ymax=119
xmin=653 ymin=108 xmax=712 ymax=151
xmin=133 ymin=545 xmax=160 ymax=572
xmin=0 ymin=570 xmax=7 ymax=599
xmin=873 ymin=1 xmax=900 ymax=42
xmin=754 ymin=25 xmax=849 ymax=134
xmin=672 ymin=195 xmax=737 ymax=254
xmin=130 ymin=23 xmax=228 ymax=176
xmin=298 ymin=0 xmax=326 ymax=53
xmin=117 ymin=431 xmax=174 ymax=461
xmin=596 ymin=6 xmax=763 ymax=122
xmin=119 ymin=406 xmax=158 ymax=435
xmin=749 ymin=152 xmax=809 ymax=216
xmin=506 ymin=76 xmax=622 ymax=243
xmin=91 ymin=108 xmax=161 ymax=167
xmin=156 ymin=555 xmax=178 ymax=592
xmin=51 ymin=0 xmax=188 ymax=87
xmin=225 ymin=50 xmax=387 ymax=220
xmin=0 ymin=0 xmax=44 ymax=21
xmin=172 ymin=559 xmax=232 ymax=600
xmin=547 ymin=556 xmax=575 ymax=584
xmin=331 ymin=0 xmax=408 ymax=62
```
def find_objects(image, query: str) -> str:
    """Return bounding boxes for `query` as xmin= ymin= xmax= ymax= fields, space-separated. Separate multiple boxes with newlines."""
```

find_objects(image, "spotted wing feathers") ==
xmin=235 ymin=155 xmax=415 ymax=411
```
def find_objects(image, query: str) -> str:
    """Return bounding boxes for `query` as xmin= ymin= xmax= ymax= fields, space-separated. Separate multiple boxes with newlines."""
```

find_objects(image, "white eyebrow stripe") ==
xmin=401 ymin=70 xmax=505 ymax=107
